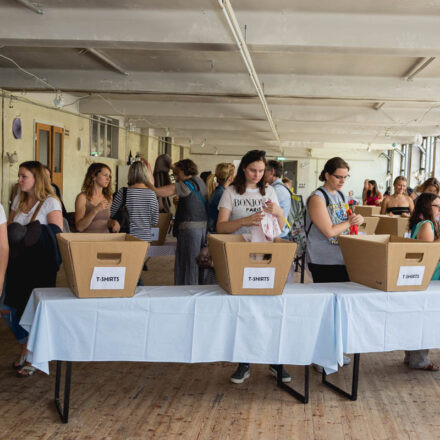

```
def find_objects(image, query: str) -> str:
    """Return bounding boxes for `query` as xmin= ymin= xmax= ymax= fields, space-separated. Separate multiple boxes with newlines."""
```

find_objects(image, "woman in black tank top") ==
xmin=380 ymin=176 xmax=414 ymax=217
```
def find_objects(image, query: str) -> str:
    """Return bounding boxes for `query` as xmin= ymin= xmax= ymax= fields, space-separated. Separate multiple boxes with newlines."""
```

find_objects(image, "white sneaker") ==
xmin=343 ymin=355 xmax=351 ymax=366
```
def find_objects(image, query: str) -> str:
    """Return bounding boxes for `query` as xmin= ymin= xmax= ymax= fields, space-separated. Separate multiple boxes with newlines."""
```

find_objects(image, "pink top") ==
xmin=82 ymin=200 xmax=110 ymax=233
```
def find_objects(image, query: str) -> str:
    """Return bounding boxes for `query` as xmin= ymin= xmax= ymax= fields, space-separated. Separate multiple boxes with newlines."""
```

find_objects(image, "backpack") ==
xmin=306 ymin=187 xmax=345 ymax=237
xmin=273 ymin=182 xmax=306 ymax=255
xmin=111 ymin=187 xmax=130 ymax=233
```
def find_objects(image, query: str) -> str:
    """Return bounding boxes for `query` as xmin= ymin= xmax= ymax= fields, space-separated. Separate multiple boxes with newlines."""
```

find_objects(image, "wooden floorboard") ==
xmin=0 ymin=256 xmax=439 ymax=439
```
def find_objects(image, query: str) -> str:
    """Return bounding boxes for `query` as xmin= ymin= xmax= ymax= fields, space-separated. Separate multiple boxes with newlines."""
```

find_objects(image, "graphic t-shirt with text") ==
xmin=218 ymin=185 xmax=279 ymax=235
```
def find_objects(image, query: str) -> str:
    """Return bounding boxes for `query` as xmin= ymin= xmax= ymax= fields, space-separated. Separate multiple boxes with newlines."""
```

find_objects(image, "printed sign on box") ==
xmin=242 ymin=267 xmax=276 ymax=289
xmin=150 ymin=227 xmax=160 ymax=242
xmin=396 ymin=266 xmax=425 ymax=286
xmin=90 ymin=267 xmax=126 ymax=290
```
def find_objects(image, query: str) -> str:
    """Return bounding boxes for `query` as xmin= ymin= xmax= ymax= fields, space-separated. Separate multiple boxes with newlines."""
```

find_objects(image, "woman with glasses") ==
xmin=380 ymin=176 xmax=414 ymax=216
xmin=217 ymin=150 xmax=288 ymax=385
xmin=306 ymin=157 xmax=364 ymax=371
xmin=404 ymin=192 xmax=440 ymax=371
xmin=306 ymin=157 xmax=363 ymax=283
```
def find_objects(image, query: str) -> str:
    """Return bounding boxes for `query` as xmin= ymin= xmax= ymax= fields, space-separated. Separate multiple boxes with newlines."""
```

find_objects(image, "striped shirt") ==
xmin=111 ymin=187 xmax=159 ymax=241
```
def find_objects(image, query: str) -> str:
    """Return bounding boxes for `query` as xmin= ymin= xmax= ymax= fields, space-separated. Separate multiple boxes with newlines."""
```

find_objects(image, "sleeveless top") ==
xmin=410 ymin=220 xmax=440 ymax=280
xmin=305 ymin=186 xmax=349 ymax=265
xmin=83 ymin=199 xmax=110 ymax=233
xmin=386 ymin=206 xmax=410 ymax=215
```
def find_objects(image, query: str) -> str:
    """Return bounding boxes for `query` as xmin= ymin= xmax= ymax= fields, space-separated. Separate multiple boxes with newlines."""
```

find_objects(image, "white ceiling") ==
xmin=1 ymin=0 xmax=440 ymax=156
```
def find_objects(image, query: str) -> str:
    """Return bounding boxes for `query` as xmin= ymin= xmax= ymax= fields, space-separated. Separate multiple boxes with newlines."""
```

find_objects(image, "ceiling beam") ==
xmin=2 ymin=7 xmax=440 ymax=56
xmin=3 ymin=69 xmax=440 ymax=102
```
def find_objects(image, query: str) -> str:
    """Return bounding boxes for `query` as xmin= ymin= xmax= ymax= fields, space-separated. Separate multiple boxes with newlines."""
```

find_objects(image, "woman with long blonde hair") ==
xmin=9 ymin=161 xmax=63 ymax=228
xmin=75 ymin=163 xmax=118 ymax=233
xmin=207 ymin=163 xmax=235 ymax=233
xmin=5 ymin=160 xmax=63 ymax=377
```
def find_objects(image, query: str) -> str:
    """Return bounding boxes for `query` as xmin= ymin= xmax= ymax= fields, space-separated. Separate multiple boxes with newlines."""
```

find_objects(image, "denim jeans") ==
xmin=0 ymin=284 xmax=28 ymax=345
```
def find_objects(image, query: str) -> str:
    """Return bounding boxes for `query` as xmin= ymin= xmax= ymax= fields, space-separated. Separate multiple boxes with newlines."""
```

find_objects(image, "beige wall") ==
xmin=0 ymin=91 xmax=168 ymax=214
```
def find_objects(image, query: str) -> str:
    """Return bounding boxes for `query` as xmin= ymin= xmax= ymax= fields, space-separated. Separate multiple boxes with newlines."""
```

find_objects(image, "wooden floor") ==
xmin=1 ymin=257 xmax=440 ymax=439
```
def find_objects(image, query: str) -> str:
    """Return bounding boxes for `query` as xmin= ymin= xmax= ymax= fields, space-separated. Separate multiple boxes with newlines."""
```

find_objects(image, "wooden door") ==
xmin=35 ymin=123 xmax=64 ymax=192
xmin=52 ymin=126 xmax=64 ymax=191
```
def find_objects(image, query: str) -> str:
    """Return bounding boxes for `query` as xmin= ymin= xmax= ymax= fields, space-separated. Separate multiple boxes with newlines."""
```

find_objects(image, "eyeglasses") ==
xmin=332 ymin=174 xmax=350 ymax=181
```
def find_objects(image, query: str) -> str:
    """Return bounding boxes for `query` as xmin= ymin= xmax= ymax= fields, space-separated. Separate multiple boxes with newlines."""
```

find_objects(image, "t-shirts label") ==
xmin=150 ymin=227 xmax=160 ymax=241
xmin=90 ymin=267 xmax=126 ymax=290
xmin=396 ymin=266 xmax=425 ymax=286
xmin=242 ymin=267 xmax=275 ymax=289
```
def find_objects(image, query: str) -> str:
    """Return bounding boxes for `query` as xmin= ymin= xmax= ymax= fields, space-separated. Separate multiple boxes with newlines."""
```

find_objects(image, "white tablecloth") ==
xmin=331 ymin=281 xmax=440 ymax=365
xmin=20 ymin=284 xmax=338 ymax=375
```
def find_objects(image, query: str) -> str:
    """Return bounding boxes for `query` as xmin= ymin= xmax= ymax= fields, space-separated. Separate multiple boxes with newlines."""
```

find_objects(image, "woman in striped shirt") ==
xmin=111 ymin=161 xmax=159 ymax=242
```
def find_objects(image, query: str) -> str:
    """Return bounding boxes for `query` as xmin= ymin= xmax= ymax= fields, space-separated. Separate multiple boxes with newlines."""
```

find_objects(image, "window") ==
xmin=158 ymin=136 xmax=172 ymax=156
xmin=90 ymin=115 xmax=119 ymax=158
xmin=425 ymin=136 xmax=436 ymax=176
xmin=400 ymin=144 xmax=410 ymax=180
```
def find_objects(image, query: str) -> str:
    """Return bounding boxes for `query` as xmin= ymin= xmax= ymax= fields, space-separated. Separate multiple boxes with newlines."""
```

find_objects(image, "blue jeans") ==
xmin=0 ymin=284 xmax=28 ymax=345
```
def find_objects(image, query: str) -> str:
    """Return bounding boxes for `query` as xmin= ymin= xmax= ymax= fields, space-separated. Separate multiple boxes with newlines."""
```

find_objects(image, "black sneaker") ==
xmin=269 ymin=365 xmax=291 ymax=383
xmin=230 ymin=363 xmax=250 ymax=384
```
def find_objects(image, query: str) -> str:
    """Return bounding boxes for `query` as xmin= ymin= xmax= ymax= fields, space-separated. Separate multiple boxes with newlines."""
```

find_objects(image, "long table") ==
xmin=321 ymin=281 xmax=440 ymax=400
xmin=20 ymin=282 xmax=440 ymax=422
xmin=20 ymin=284 xmax=338 ymax=422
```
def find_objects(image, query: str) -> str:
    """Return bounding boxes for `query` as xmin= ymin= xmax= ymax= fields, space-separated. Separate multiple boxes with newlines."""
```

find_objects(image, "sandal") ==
xmin=12 ymin=353 xmax=27 ymax=370
xmin=16 ymin=365 xmax=36 ymax=378
xmin=422 ymin=362 xmax=439 ymax=371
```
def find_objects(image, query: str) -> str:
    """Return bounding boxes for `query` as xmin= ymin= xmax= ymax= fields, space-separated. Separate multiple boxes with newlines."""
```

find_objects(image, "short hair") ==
xmin=266 ymin=160 xmax=283 ymax=178
xmin=127 ymin=161 xmax=150 ymax=186
xmin=174 ymin=159 xmax=198 ymax=176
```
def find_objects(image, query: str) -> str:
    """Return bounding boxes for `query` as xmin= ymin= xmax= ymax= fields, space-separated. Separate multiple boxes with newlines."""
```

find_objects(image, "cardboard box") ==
xmin=150 ymin=213 xmax=172 ymax=245
xmin=208 ymin=234 xmax=297 ymax=295
xmin=358 ymin=216 xmax=380 ymax=235
xmin=339 ymin=234 xmax=440 ymax=291
xmin=57 ymin=233 xmax=148 ymax=298
xmin=374 ymin=215 xmax=409 ymax=237
xmin=353 ymin=205 xmax=381 ymax=216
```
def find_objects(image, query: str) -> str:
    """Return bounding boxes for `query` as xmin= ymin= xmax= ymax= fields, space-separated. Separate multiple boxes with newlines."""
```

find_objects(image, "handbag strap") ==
xmin=184 ymin=180 xmax=207 ymax=208
xmin=30 ymin=200 xmax=44 ymax=223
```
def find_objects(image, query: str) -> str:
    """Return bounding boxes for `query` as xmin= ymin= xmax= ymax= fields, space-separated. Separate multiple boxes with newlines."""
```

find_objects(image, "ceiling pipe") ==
xmin=86 ymin=48 xmax=129 ymax=76
xmin=15 ymin=0 xmax=43 ymax=14
xmin=218 ymin=0 xmax=281 ymax=149
xmin=404 ymin=57 xmax=436 ymax=81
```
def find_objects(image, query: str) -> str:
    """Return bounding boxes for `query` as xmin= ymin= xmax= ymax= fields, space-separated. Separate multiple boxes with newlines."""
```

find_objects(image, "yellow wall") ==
xmin=0 ymin=91 xmax=170 ymax=214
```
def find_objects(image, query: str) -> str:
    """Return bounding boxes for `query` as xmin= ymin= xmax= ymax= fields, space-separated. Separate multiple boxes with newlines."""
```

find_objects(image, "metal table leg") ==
xmin=322 ymin=353 xmax=360 ymax=401
xmin=54 ymin=361 xmax=72 ymax=423
xmin=276 ymin=365 xmax=309 ymax=404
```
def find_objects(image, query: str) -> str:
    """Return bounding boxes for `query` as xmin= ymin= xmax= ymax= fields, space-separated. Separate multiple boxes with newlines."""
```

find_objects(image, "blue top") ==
xmin=272 ymin=179 xmax=291 ymax=239
xmin=208 ymin=185 xmax=226 ymax=233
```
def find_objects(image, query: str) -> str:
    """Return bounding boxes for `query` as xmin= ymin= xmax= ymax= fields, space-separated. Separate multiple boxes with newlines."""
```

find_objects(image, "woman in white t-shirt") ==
xmin=7 ymin=161 xmax=62 ymax=378
xmin=9 ymin=161 xmax=63 ymax=229
xmin=216 ymin=150 xmax=289 ymax=385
